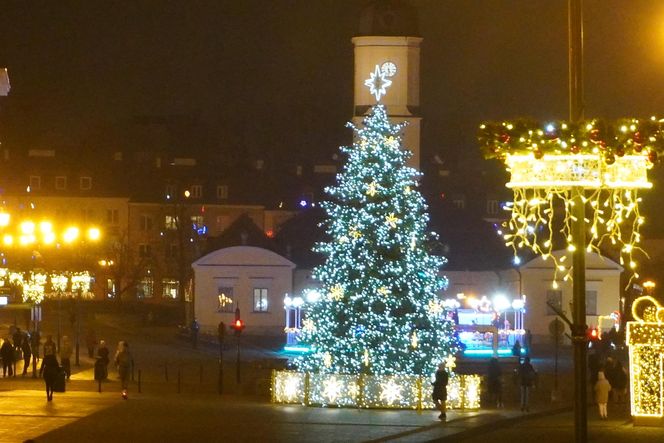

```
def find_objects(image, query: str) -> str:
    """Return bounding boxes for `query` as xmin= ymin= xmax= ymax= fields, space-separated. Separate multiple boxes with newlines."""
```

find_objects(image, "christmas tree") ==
xmin=297 ymin=105 xmax=458 ymax=376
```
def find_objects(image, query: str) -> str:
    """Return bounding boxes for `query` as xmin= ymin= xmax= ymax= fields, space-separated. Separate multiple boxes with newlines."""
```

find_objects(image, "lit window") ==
xmin=29 ymin=176 xmax=41 ymax=190
xmin=106 ymin=279 xmax=115 ymax=299
xmin=190 ymin=215 xmax=204 ymax=229
xmin=55 ymin=176 xmax=67 ymax=190
xmin=137 ymin=277 xmax=153 ymax=299
xmin=162 ymin=279 xmax=179 ymax=299
xmin=253 ymin=288 xmax=268 ymax=312
xmin=216 ymin=185 xmax=229 ymax=199
xmin=190 ymin=185 xmax=202 ymax=198
xmin=218 ymin=287 xmax=235 ymax=312
xmin=165 ymin=215 xmax=178 ymax=230
xmin=80 ymin=176 xmax=92 ymax=190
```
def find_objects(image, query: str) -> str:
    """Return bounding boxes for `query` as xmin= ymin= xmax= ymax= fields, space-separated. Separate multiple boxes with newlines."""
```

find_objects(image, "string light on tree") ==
xmin=296 ymin=105 xmax=458 ymax=378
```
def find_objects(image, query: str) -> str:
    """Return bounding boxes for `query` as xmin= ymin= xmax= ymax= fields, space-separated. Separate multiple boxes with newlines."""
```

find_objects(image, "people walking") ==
xmin=518 ymin=356 xmax=537 ymax=412
xmin=1 ymin=337 xmax=14 ymax=377
xmin=432 ymin=362 xmax=449 ymax=421
xmin=42 ymin=335 xmax=56 ymax=357
xmin=605 ymin=360 xmax=629 ymax=404
xmin=97 ymin=340 xmax=109 ymax=380
xmin=39 ymin=352 xmax=60 ymax=401
xmin=487 ymin=357 xmax=503 ymax=408
xmin=594 ymin=371 xmax=612 ymax=419
xmin=115 ymin=341 xmax=133 ymax=399
xmin=59 ymin=336 xmax=73 ymax=380
xmin=21 ymin=335 xmax=32 ymax=376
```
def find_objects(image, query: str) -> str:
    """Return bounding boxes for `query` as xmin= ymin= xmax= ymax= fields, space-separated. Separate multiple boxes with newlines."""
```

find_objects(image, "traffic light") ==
xmin=230 ymin=308 xmax=245 ymax=336
xmin=588 ymin=326 xmax=600 ymax=347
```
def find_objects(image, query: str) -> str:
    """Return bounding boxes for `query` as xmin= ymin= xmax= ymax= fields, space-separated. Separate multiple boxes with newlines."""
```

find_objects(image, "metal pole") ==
xmin=75 ymin=296 xmax=80 ymax=366
xmin=236 ymin=335 xmax=241 ymax=385
xmin=569 ymin=1 xmax=587 ymax=441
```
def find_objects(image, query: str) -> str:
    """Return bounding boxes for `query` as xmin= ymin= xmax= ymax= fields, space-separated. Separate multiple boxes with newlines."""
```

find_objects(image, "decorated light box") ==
xmin=627 ymin=296 xmax=664 ymax=426
xmin=271 ymin=370 xmax=480 ymax=411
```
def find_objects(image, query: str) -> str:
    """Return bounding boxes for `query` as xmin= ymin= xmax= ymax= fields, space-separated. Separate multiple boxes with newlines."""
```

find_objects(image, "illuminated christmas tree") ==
xmin=297 ymin=105 xmax=458 ymax=376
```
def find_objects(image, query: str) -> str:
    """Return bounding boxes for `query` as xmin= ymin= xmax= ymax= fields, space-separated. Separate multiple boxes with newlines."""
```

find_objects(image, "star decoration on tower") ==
xmin=364 ymin=64 xmax=393 ymax=101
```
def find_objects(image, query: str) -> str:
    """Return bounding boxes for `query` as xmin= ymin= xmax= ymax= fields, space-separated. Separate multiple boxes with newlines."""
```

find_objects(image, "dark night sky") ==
xmin=1 ymin=1 xmax=664 ymax=167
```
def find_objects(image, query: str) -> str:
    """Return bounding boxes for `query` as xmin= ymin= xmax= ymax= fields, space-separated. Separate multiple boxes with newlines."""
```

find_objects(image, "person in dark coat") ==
xmin=432 ymin=363 xmax=449 ymax=421
xmin=97 ymin=340 xmax=109 ymax=380
xmin=518 ymin=356 xmax=537 ymax=412
xmin=1 ymin=337 xmax=14 ymax=377
xmin=21 ymin=335 xmax=32 ymax=376
xmin=115 ymin=341 xmax=133 ymax=399
xmin=39 ymin=353 xmax=60 ymax=401
xmin=487 ymin=357 xmax=503 ymax=408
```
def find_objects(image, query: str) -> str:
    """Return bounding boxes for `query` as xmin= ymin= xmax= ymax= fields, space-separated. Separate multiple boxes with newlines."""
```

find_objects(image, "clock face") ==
xmin=381 ymin=62 xmax=397 ymax=77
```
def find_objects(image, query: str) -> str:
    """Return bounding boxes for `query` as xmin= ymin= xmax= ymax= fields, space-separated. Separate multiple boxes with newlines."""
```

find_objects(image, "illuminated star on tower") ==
xmin=364 ymin=64 xmax=392 ymax=101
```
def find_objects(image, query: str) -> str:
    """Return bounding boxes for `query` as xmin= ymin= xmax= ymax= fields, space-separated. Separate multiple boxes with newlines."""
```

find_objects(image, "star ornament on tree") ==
xmin=366 ymin=181 xmax=378 ymax=197
xmin=364 ymin=64 xmax=393 ymax=101
xmin=385 ymin=213 xmax=399 ymax=229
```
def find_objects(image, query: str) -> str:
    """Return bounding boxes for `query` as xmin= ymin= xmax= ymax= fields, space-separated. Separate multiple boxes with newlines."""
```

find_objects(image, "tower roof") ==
xmin=358 ymin=0 xmax=419 ymax=37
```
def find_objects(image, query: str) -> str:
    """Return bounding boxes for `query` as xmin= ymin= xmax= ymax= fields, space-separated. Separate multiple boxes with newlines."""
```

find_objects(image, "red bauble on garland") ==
xmin=648 ymin=150 xmax=658 ymax=163
xmin=616 ymin=146 xmax=625 ymax=157
xmin=534 ymin=149 xmax=544 ymax=160
xmin=570 ymin=145 xmax=580 ymax=154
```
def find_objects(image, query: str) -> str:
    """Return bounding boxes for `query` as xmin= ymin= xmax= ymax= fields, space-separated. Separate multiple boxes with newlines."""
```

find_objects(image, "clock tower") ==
xmin=352 ymin=1 xmax=422 ymax=169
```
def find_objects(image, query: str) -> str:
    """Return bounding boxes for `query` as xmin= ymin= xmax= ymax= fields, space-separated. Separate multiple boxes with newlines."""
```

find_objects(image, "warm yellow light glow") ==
xmin=272 ymin=371 xmax=481 ymax=410
xmin=2 ymin=234 xmax=12 ymax=246
xmin=87 ymin=227 xmax=101 ymax=241
xmin=63 ymin=227 xmax=79 ymax=243
xmin=0 ymin=213 xmax=9 ymax=227
xmin=39 ymin=221 xmax=52 ymax=234
xmin=20 ymin=221 xmax=35 ymax=235
xmin=42 ymin=232 xmax=56 ymax=245
xmin=506 ymin=154 xmax=652 ymax=190
xmin=19 ymin=234 xmax=35 ymax=245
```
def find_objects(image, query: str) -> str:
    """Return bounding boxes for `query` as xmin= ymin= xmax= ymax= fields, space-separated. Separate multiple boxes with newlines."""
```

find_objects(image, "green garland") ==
xmin=478 ymin=117 xmax=664 ymax=164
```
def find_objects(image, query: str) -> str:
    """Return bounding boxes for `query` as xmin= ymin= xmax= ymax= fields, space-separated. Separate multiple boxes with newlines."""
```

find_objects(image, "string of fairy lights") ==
xmin=0 ymin=268 xmax=94 ymax=304
xmin=479 ymin=118 xmax=660 ymax=288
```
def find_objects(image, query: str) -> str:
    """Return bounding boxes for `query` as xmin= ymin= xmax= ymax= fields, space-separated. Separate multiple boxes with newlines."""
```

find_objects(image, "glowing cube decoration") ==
xmin=271 ymin=370 xmax=480 ymax=411
xmin=627 ymin=296 xmax=664 ymax=426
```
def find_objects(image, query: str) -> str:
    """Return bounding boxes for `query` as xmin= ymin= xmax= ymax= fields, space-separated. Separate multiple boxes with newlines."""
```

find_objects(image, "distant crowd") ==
xmin=0 ymin=326 xmax=133 ymax=401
